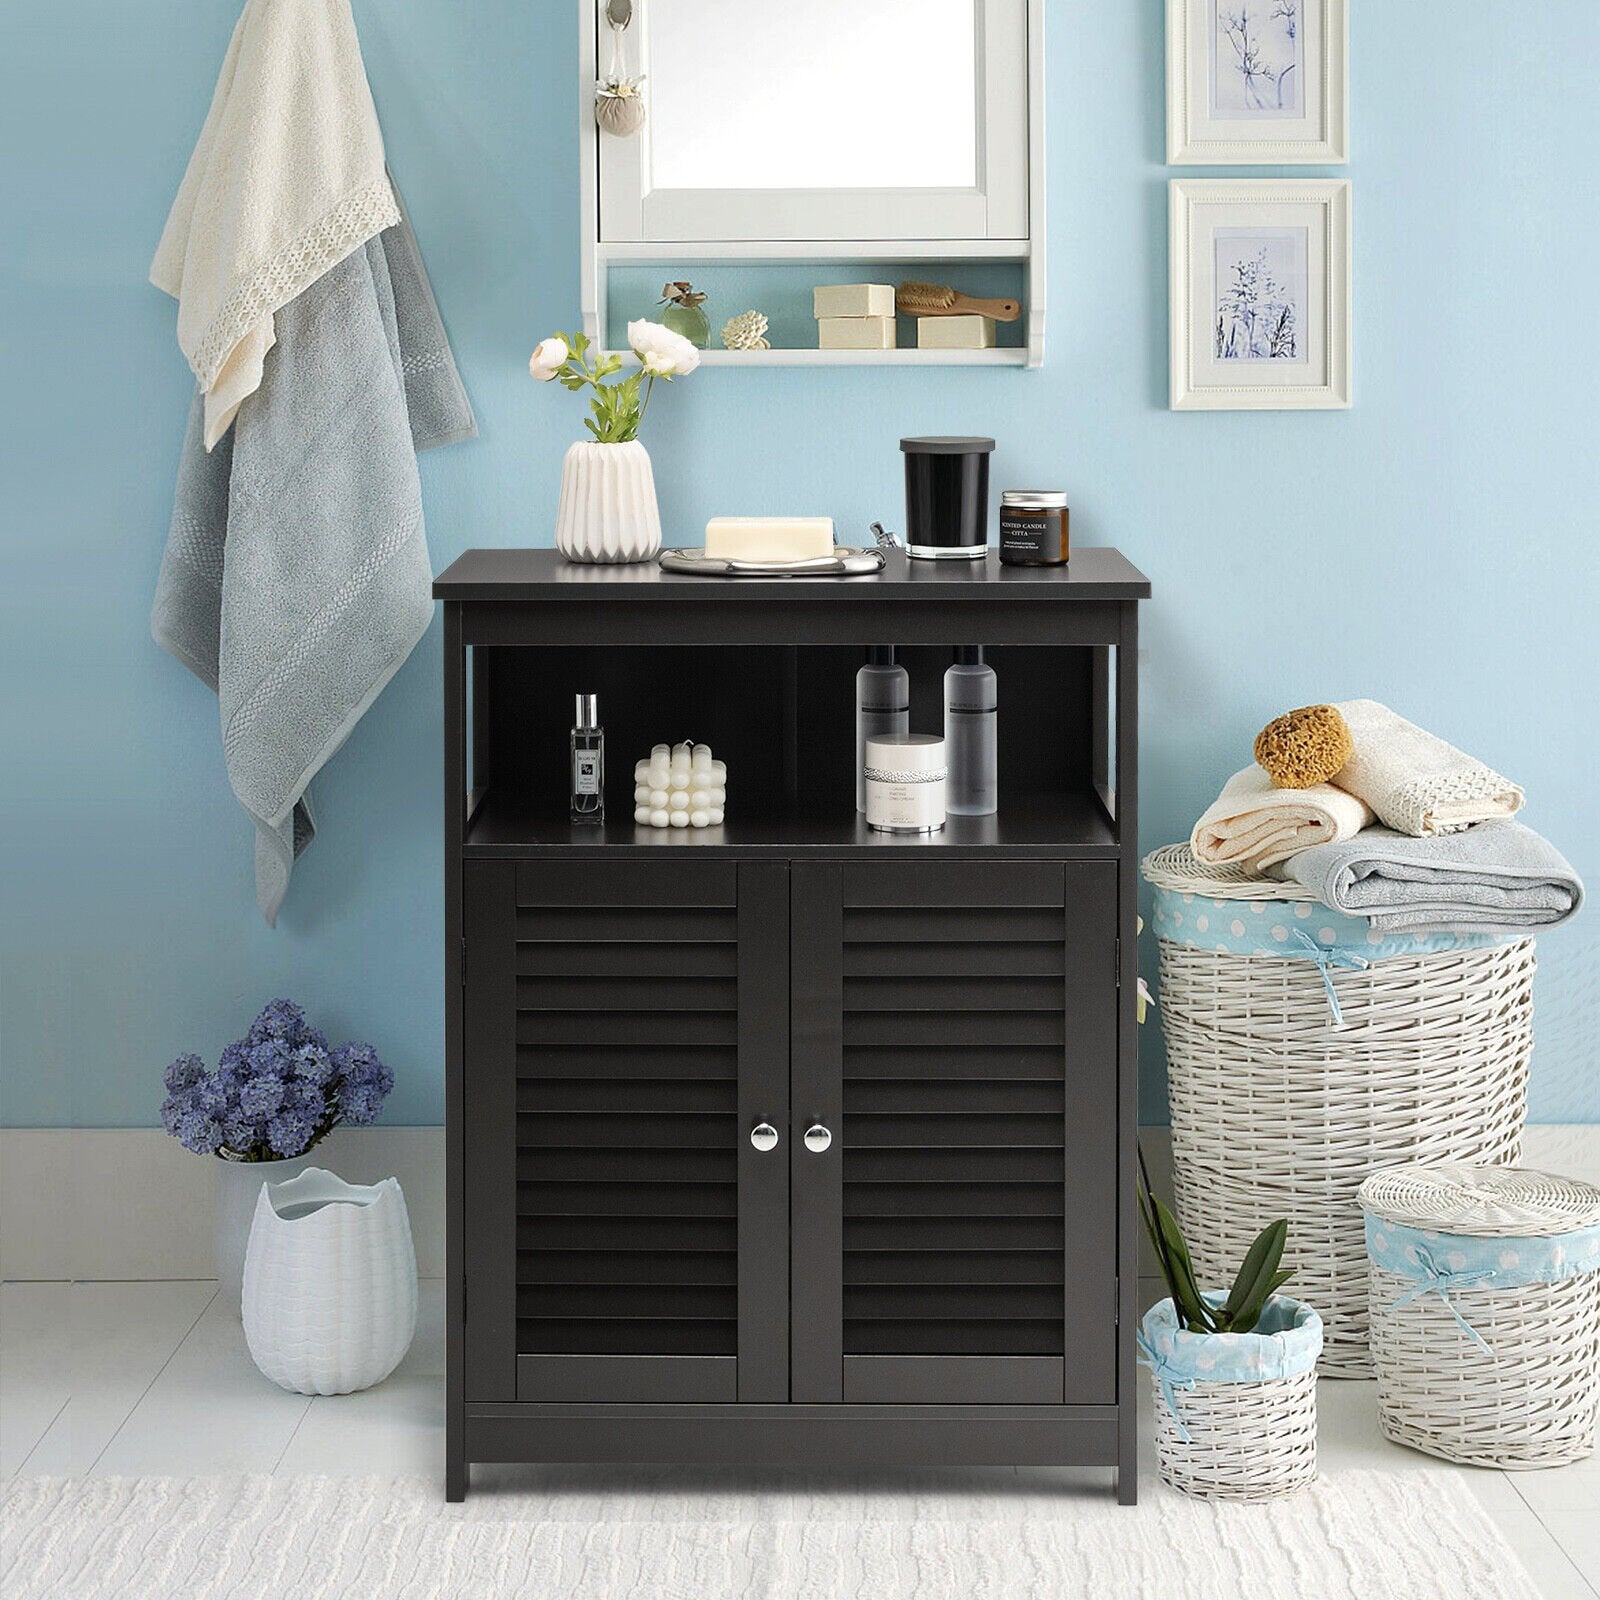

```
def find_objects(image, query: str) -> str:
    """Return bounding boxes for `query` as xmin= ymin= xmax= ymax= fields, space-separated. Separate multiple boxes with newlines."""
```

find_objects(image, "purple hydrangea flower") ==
xmin=163 ymin=1000 xmax=390 ymax=1162
xmin=164 ymin=1053 xmax=206 ymax=1094
xmin=237 ymin=1074 xmax=286 ymax=1120
xmin=291 ymin=1041 xmax=333 ymax=1085
xmin=250 ymin=999 xmax=306 ymax=1042
xmin=266 ymin=1107 xmax=317 ymax=1158
xmin=175 ymin=1108 xmax=223 ymax=1155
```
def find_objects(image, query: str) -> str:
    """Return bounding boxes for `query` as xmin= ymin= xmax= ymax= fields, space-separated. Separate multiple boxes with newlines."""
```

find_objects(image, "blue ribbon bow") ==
xmin=1290 ymin=928 xmax=1370 ymax=1026
xmin=1135 ymin=1331 xmax=1197 ymax=1443
xmin=1387 ymin=1244 xmax=1498 ymax=1355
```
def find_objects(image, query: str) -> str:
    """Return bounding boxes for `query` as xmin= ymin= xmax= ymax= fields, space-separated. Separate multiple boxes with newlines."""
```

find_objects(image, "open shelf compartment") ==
xmin=461 ymin=643 xmax=1119 ymax=856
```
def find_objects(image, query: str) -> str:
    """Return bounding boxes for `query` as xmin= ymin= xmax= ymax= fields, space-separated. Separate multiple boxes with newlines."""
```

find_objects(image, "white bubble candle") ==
xmin=634 ymin=741 xmax=726 ymax=828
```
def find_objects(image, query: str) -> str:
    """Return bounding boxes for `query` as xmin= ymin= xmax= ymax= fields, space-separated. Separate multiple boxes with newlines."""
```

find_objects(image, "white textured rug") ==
xmin=2 ymin=1471 xmax=1539 ymax=1599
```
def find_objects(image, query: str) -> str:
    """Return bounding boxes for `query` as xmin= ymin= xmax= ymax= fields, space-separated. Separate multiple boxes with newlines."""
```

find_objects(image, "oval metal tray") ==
xmin=659 ymin=546 xmax=887 ymax=578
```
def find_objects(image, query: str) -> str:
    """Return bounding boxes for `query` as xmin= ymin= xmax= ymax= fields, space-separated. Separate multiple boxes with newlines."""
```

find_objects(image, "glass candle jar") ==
xmin=901 ymin=437 xmax=995 ymax=560
xmin=998 ymin=490 xmax=1069 ymax=566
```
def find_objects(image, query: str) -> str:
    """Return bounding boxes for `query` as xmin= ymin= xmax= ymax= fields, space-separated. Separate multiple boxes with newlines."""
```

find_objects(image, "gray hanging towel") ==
xmin=152 ymin=203 xmax=476 ymax=923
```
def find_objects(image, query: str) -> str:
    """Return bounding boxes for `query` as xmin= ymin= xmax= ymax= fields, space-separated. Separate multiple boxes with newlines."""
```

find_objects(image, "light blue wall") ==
xmin=3 ymin=2 xmax=1596 ymax=1128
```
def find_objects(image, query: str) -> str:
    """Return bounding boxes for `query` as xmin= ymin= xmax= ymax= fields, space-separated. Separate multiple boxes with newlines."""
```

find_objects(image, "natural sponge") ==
xmin=1253 ymin=704 xmax=1353 ymax=789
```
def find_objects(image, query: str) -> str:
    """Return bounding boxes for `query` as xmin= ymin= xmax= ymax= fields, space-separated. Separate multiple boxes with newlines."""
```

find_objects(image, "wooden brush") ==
xmin=896 ymin=281 xmax=1021 ymax=321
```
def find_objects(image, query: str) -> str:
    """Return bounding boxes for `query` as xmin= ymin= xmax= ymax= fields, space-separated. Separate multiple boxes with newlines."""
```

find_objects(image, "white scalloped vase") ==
xmin=242 ymin=1168 xmax=418 ymax=1396
xmin=554 ymin=439 xmax=663 ymax=564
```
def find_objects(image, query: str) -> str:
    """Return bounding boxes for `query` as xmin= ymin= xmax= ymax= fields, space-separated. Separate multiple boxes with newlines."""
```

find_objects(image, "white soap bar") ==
xmin=704 ymin=517 xmax=836 ymax=562
xmin=813 ymin=283 xmax=895 ymax=319
xmin=917 ymin=314 xmax=996 ymax=350
xmin=817 ymin=316 xmax=896 ymax=351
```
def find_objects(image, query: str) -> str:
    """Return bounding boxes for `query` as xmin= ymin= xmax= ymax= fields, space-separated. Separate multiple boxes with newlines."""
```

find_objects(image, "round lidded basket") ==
xmin=1143 ymin=843 xmax=1535 ymax=1377
xmin=1140 ymin=1294 xmax=1322 ymax=1500
xmin=1359 ymin=1164 xmax=1600 ymax=1468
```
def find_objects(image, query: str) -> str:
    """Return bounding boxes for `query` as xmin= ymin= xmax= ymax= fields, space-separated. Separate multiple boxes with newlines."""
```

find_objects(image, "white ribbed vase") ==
xmin=554 ymin=439 xmax=663 ymax=564
xmin=242 ymin=1168 xmax=417 ymax=1396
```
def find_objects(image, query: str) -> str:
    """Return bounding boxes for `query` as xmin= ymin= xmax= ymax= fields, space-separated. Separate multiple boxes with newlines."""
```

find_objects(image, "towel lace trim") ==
xmin=1382 ymin=771 xmax=1521 ymax=836
xmin=187 ymin=176 xmax=401 ymax=391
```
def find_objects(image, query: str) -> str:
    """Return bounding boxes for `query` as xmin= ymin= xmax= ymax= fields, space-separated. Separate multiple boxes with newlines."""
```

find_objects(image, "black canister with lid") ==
xmin=999 ymin=490 xmax=1070 ymax=566
xmin=900 ymin=436 xmax=995 ymax=560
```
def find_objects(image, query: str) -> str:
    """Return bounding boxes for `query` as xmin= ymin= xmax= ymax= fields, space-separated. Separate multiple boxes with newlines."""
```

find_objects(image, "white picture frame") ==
xmin=1170 ymin=179 xmax=1350 ymax=410
xmin=1167 ymin=0 xmax=1347 ymax=164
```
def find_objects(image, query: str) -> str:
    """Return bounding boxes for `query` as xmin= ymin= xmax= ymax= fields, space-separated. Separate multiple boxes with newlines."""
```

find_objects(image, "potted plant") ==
xmin=161 ymin=999 xmax=392 ymax=1312
xmin=529 ymin=321 xmax=700 ymax=565
xmin=1138 ymin=1148 xmax=1323 ymax=1499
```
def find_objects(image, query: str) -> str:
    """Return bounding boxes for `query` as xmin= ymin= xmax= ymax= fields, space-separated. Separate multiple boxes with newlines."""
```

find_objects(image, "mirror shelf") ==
xmin=579 ymin=0 xmax=1045 ymax=369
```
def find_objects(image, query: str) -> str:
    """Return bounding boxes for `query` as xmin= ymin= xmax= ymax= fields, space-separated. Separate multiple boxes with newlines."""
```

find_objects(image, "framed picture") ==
xmin=1167 ymin=0 xmax=1348 ymax=163
xmin=1170 ymin=179 xmax=1351 ymax=411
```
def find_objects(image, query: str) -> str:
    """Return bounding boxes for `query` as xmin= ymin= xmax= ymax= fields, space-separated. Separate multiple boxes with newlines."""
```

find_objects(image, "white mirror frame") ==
xmin=1167 ymin=0 xmax=1348 ymax=165
xmin=579 ymin=0 xmax=1047 ymax=367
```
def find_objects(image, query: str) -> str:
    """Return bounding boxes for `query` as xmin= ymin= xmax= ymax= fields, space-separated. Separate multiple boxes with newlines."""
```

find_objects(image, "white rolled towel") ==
xmin=1191 ymin=765 xmax=1373 ymax=874
xmin=1333 ymin=700 xmax=1524 ymax=837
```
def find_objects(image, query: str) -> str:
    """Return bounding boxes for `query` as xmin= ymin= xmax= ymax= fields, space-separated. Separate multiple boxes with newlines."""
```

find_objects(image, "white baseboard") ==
xmin=2 ymin=1125 xmax=1594 ymax=1284
xmin=0 ymin=1128 xmax=444 ymax=1281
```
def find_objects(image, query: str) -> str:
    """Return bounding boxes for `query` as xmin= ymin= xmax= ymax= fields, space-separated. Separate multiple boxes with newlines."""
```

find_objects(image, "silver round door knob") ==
xmin=804 ymin=1124 xmax=832 ymax=1154
xmin=750 ymin=1122 xmax=779 ymax=1153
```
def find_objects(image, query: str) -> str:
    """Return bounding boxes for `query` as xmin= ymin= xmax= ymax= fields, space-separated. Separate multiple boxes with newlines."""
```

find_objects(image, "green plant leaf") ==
xmin=1221 ymin=1218 xmax=1287 ymax=1322
xmin=1226 ymin=1266 xmax=1295 ymax=1335
xmin=1152 ymin=1197 xmax=1215 ymax=1332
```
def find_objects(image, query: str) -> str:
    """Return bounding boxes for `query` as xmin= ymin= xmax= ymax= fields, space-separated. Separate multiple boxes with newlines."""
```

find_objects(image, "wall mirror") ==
xmin=581 ymin=0 xmax=1045 ymax=365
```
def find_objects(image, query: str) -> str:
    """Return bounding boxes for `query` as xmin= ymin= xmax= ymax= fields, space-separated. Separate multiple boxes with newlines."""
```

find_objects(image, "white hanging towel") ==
xmin=150 ymin=0 xmax=400 ymax=448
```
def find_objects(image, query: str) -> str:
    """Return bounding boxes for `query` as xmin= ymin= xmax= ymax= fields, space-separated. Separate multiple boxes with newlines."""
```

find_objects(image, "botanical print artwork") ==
xmin=1211 ymin=0 xmax=1305 ymax=117
xmin=1214 ymin=228 xmax=1308 ymax=362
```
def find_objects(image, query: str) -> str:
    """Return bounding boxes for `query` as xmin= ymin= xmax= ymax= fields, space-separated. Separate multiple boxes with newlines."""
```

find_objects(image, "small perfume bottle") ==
xmin=570 ymin=694 xmax=605 ymax=824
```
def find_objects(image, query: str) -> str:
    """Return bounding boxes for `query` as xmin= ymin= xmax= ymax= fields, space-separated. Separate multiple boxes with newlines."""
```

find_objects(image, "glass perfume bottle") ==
xmin=570 ymin=693 xmax=605 ymax=824
xmin=659 ymin=281 xmax=711 ymax=347
xmin=944 ymin=646 xmax=997 ymax=815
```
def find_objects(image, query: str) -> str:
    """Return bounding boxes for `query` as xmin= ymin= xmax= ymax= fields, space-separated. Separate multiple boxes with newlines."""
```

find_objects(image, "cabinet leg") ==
xmin=1116 ymin=1462 xmax=1138 ymax=1505
xmin=446 ymin=1456 xmax=468 ymax=1503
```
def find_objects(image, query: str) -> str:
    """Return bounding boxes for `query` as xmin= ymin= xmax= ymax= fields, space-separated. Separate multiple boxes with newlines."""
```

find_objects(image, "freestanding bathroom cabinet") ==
xmin=434 ymin=548 xmax=1150 ymax=1502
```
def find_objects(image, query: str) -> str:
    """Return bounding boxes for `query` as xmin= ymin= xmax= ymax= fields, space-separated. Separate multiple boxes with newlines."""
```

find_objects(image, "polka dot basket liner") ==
xmin=1359 ymin=1164 xmax=1600 ymax=1468
xmin=1144 ymin=842 xmax=1516 ymax=967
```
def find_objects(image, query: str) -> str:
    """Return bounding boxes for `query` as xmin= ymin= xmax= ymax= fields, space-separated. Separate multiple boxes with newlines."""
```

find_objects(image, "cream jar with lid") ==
xmin=865 ymin=735 xmax=947 ymax=834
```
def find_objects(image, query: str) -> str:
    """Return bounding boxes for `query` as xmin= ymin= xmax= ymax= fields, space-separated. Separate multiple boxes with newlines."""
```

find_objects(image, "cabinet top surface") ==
xmin=433 ymin=548 xmax=1151 ymax=600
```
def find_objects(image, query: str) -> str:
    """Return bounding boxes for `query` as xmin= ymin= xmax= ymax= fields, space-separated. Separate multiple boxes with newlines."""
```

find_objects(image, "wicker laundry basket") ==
xmin=1143 ymin=844 xmax=1534 ymax=1377
xmin=1360 ymin=1165 xmax=1600 ymax=1467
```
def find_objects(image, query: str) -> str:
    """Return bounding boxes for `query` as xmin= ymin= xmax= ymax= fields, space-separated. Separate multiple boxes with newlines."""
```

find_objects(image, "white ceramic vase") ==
xmin=242 ymin=1168 xmax=418 ymax=1396
xmin=215 ymin=1153 xmax=312 ymax=1317
xmin=554 ymin=439 xmax=663 ymax=564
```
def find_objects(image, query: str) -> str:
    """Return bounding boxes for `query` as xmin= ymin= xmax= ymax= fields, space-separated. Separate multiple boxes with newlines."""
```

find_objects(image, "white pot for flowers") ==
xmin=215 ymin=1153 xmax=312 ymax=1317
xmin=554 ymin=439 xmax=663 ymax=564
xmin=242 ymin=1167 xmax=417 ymax=1396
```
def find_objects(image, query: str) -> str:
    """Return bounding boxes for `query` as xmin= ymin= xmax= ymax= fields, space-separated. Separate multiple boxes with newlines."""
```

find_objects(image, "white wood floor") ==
xmin=3 ymin=1279 xmax=1596 ymax=1598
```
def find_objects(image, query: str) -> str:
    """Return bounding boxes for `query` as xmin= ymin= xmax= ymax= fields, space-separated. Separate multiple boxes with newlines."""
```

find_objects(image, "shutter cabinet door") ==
xmin=463 ymin=859 xmax=789 ymax=1405
xmin=790 ymin=861 xmax=1118 ymax=1405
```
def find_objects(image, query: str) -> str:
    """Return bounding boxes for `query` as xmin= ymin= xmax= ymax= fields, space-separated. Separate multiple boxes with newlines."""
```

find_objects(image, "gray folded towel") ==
xmin=153 ymin=201 xmax=475 ymax=924
xmin=1272 ymin=821 xmax=1584 ymax=933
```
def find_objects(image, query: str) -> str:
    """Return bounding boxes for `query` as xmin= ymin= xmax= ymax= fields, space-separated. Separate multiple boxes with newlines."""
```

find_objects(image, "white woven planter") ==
xmin=1142 ymin=1295 xmax=1322 ymax=1500
xmin=554 ymin=439 xmax=662 ymax=564
xmin=1361 ymin=1164 xmax=1600 ymax=1468
xmin=242 ymin=1168 xmax=417 ymax=1396
xmin=1145 ymin=844 xmax=1534 ymax=1377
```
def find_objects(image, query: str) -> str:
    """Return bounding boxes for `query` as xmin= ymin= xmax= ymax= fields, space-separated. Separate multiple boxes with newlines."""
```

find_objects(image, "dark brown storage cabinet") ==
xmin=434 ymin=548 xmax=1150 ymax=1502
